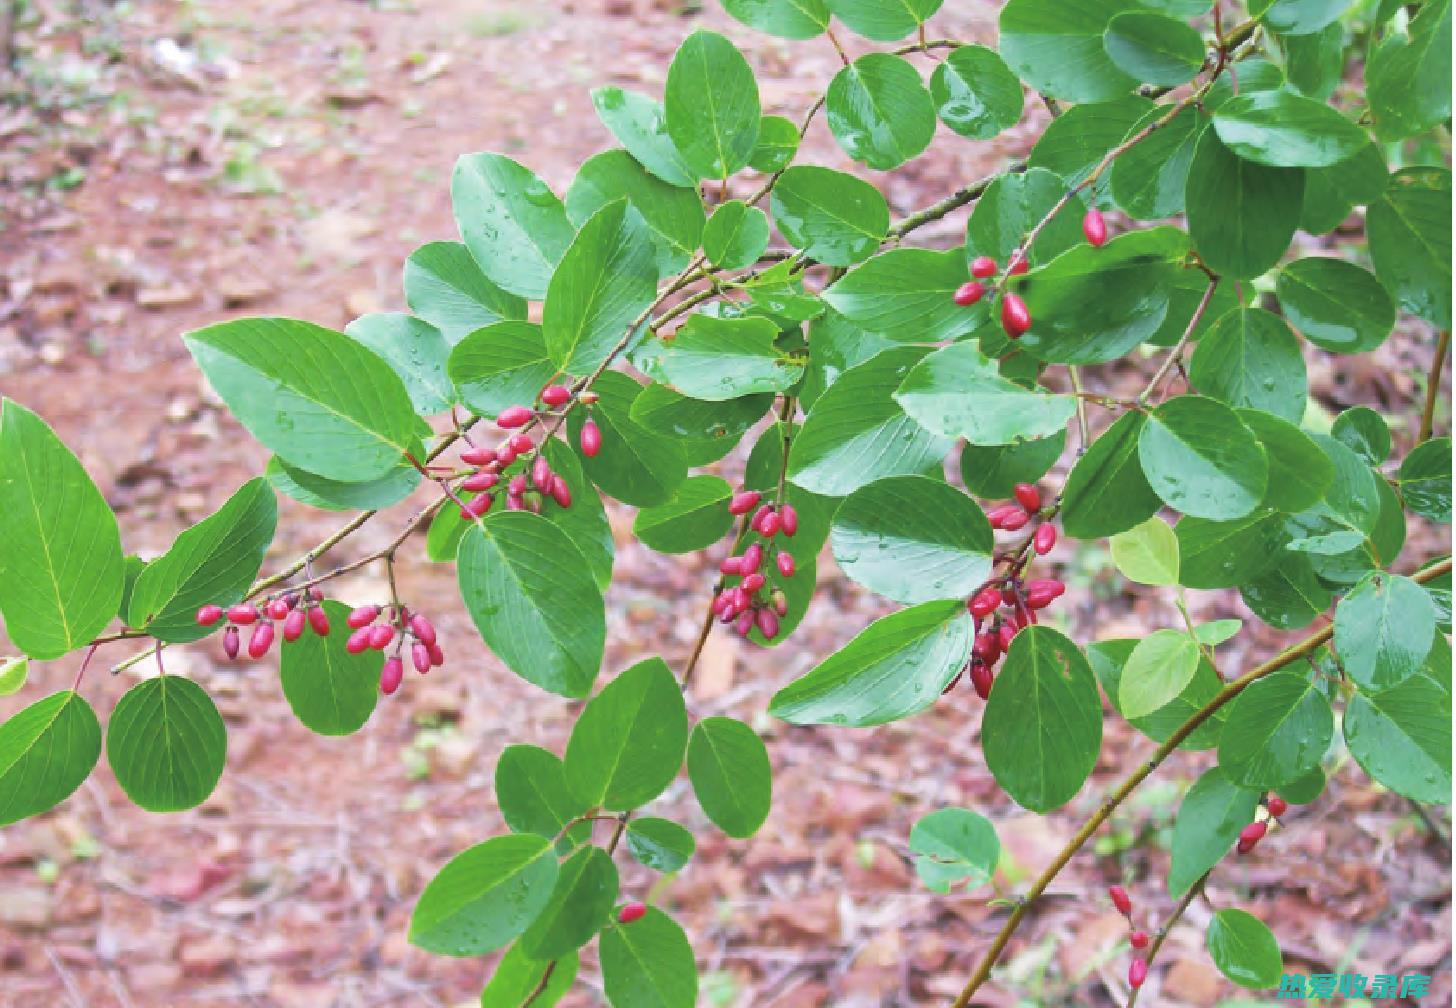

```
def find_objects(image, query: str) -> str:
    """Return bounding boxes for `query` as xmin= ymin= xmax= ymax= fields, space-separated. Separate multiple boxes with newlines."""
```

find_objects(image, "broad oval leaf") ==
xmin=278 ymin=599 xmax=382 ymax=735
xmin=1138 ymin=396 xmax=1267 ymax=521
xmin=1119 ymin=629 xmax=1202 ymax=718
xmin=1206 ymin=909 xmax=1283 ymax=989
xmin=1000 ymin=0 xmax=1140 ymax=103
xmin=930 ymin=44 xmax=1023 ymax=140
xmin=1368 ymin=166 xmax=1451 ymax=328
xmin=599 ymin=907 xmax=698 ymax=1008
xmin=1344 ymin=639 xmax=1451 ymax=803
xmin=452 ymin=153 xmax=575 ymax=300
xmin=771 ymin=165 xmax=889 ymax=266
xmin=1110 ymin=515 xmax=1180 ymax=586
xmin=629 ymin=383 xmax=773 ymax=466
xmin=564 ymin=658 xmax=688 ymax=810
xmin=1175 ymin=509 xmax=1285 ymax=589
xmin=0 ymin=690 xmax=101 ymax=826
xmin=1240 ymin=552 xmax=1334 ymax=630
xmin=909 ymin=807 xmax=1000 ymax=893
xmin=402 ymin=241 xmax=526 ymax=345
xmin=769 ymin=600 xmax=973 ymax=727
xmin=448 ymin=321 xmax=558 ymax=419
xmin=459 ymin=514 xmax=605 ymax=699
xmin=1334 ymin=571 xmax=1436 ymax=692
xmin=1185 ymin=129 xmax=1304 ymax=279
xmin=566 ymin=149 xmax=705 ymax=276
xmin=590 ymin=87 xmax=698 ymax=188
xmin=1168 ymin=766 xmax=1261 ymax=896
xmin=825 ymin=53 xmax=936 ymax=171
xmin=1089 ymin=640 xmax=1229 ymax=751
xmin=983 ymin=626 xmax=1102 ymax=813
xmin=633 ymin=475 xmax=735 ymax=554
xmin=664 ymin=31 xmax=760 ymax=179
xmin=687 ymin=716 xmax=772 ymax=838
xmin=1029 ymin=98 xmax=1155 ymax=203
xmin=826 ymin=0 xmax=942 ymax=40
xmin=495 ymin=743 xmax=589 ymax=838
xmin=0 ymin=400 xmax=124 ymax=660
xmin=1217 ymin=669 xmax=1332 ymax=789
xmin=702 ymin=200 xmax=770 ymax=271
xmin=567 ymin=371 xmax=688 ymax=507
xmin=960 ymin=431 xmax=1065 ymax=500
xmin=345 ymin=312 xmax=455 ymax=415
xmin=1366 ymin=0 xmax=1451 ymax=140
xmin=480 ymin=945 xmax=577 ymax=1008
xmin=659 ymin=314 xmax=804 ymax=400
xmin=1236 ymin=408 xmax=1333 ymax=514
xmin=723 ymin=0 xmax=830 ymax=38
xmin=1400 ymin=437 xmax=1452 ymax=524
xmin=626 ymin=817 xmax=695 ymax=873
xmin=830 ymin=476 xmax=994 ymax=604
xmin=1111 ymin=104 xmax=1206 ymax=219
xmin=894 ymin=342 xmax=1075 ymax=445
xmin=1103 ymin=10 xmax=1206 ymax=85
xmin=750 ymin=114 xmax=801 ymax=173
xmin=1061 ymin=411 xmax=1162 ymax=539
xmin=1212 ymin=88 xmax=1369 ymax=168
xmin=823 ymin=248 xmax=986 ymax=342
xmin=519 ymin=846 xmax=619 ymax=960
xmin=106 ymin=675 xmax=226 ymax=812
xmin=1331 ymin=406 xmax=1391 ymax=466
xmin=266 ymin=455 xmax=420 ymax=513
xmin=409 ymin=834 xmax=558 ymax=957
xmin=968 ymin=167 xmax=1087 ymax=269
xmin=1187 ymin=308 xmax=1307 ymax=422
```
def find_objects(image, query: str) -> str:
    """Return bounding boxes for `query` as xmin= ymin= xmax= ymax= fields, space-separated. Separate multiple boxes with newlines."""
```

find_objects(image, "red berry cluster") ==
xmin=1109 ymin=885 xmax=1151 ymax=989
xmin=713 ymin=492 xmax=800 ymax=641
xmin=455 ymin=385 xmax=593 ymax=521
xmin=197 ymin=589 xmax=328 ymax=661
xmin=344 ymin=605 xmax=443 ymax=695
xmin=1236 ymin=794 xmax=1287 ymax=854
xmin=953 ymin=484 xmax=1063 ymax=699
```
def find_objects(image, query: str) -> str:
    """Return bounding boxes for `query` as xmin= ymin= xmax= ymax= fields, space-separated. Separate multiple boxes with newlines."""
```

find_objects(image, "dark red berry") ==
xmin=1238 ymin=820 xmax=1267 ymax=847
xmin=497 ymin=405 xmax=533 ymax=429
xmin=196 ymin=605 xmax=224 ymax=626
xmin=462 ymin=470 xmax=498 ymax=492
xmin=283 ymin=608 xmax=307 ymax=642
xmin=409 ymin=614 xmax=437 ymax=646
xmin=347 ymin=605 xmax=380 ymax=629
xmin=728 ymin=490 xmax=761 ymax=515
xmin=308 ymin=587 xmax=325 ymax=602
xmin=368 ymin=624 xmax=395 ymax=650
xmin=1001 ymin=293 xmax=1032 ymax=338
xmin=755 ymin=607 xmax=780 ymax=640
xmin=741 ymin=543 xmax=763 ymax=575
xmin=1008 ymin=252 xmax=1029 ymax=276
xmin=780 ymin=504 xmax=798 ymax=537
xmin=973 ymin=631 xmax=1000 ymax=664
xmin=1083 ymin=208 xmax=1108 ymax=247
xmin=412 ymin=642 xmax=432 ymax=674
xmin=346 ymin=627 xmax=372 ymax=654
xmin=985 ymin=504 xmax=1020 ymax=529
xmin=1130 ymin=930 xmax=1149 ymax=950
xmin=427 ymin=642 xmax=445 ymax=666
xmin=970 ymin=255 xmax=998 ymax=279
xmin=970 ymin=660 xmax=995 ymax=699
xmin=1267 ymin=795 xmax=1288 ymax=818
xmin=953 ymin=281 xmax=987 ymax=306
xmin=223 ymin=625 xmax=240 ymax=660
xmin=1129 ymin=958 xmax=1147 ymax=989
xmin=247 ymin=621 xmax=275 ymax=659
xmin=618 ymin=902 xmax=647 ymax=924
xmin=580 ymin=418 xmax=602 ymax=457
xmin=1013 ymin=483 xmax=1042 ymax=513
xmin=540 ymin=384 xmax=571 ymax=407
xmin=227 ymin=604 xmax=258 ymax=626
xmin=1000 ymin=509 xmax=1030 ymax=531
xmin=998 ymin=623 xmax=1016 ymax=653
xmin=1033 ymin=523 xmax=1057 ymax=555
xmin=549 ymin=475 xmax=572 ymax=508
xmin=308 ymin=606 xmax=331 ymax=637
xmin=460 ymin=446 xmax=497 ymax=466
xmin=1109 ymin=885 xmax=1133 ymax=917
xmin=1024 ymin=579 xmax=1065 ymax=610
xmin=777 ymin=552 xmax=795 ymax=577
xmin=380 ymin=657 xmax=404 ymax=695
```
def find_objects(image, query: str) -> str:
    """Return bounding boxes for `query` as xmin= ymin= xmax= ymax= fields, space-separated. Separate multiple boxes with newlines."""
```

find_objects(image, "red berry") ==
xmin=283 ymin=608 xmax=307 ymax=642
xmin=264 ymin=598 xmax=289 ymax=621
xmin=540 ymin=384 xmax=571 ymax=407
xmin=1000 ymin=509 xmax=1030 ymax=531
xmin=1129 ymin=958 xmax=1147 ymax=989
xmin=953 ymin=281 xmax=987 ymax=307
xmin=505 ymin=494 xmax=524 ymax=511
xmin=970 ymin=660 xmax=995 ymax=699
xmin=770 ymin=589 xmax=788 ymax=616
xmin=1083 ymin=208 xmax=1108 ymax=247
xmin=509 ymin=474 xmax=529 ymax=496
xmin=462 ymin=493 xmax=494 ymax=520
xmin=227 ymin=604 xmax=258 ymax=626
xmin=780 ymin=504 xmax=798 ymax=537
xmin=247 ymin=621 xmax=275 ymax=659
xmin=1267 ymin=795 xmax=1288 ymax=818
xmin=973 ymin=631 xmax=1000 ymax=664
xmin=968 ymin=587 xmax=1001 ymax=619
xmin=460 ymin=446 xmax=497 ymax=466
xmin=985 ymin=504 xmax=1020 ymax=529
xmin=1033 ymin=523 xmax=1057 ymax=555
xmin=412 ymin=642 xmax=432 ymax=674
xmin=728 ymin=490 xmax=762 ymax=515
xmin=380 ymin=657 xmax=404 ymax=695
xmin=410 ymin=614 xmax=437 ymax=646
xmin=777 ymin=552 xmax=795 ymax=577
xmin=346 ymin=627 xmax=372 ymax=654
xmin=532 ymin=456 xmax=552 ymax=488
xmin=308 ymin=606 xmax=331 ymax=637
xmin=580 ymin=418 xmax=602 ymax=457
xmin=998 ymin=623 xmax=1016 ymax=653
xmin=509 ymin=433 xmax=535 ymax=456
xmin=759 ymin=511 xmax=782 ymax=537
xmin=618 ymin=902 xmax=647 ymax=924
xmin=1109 ymin=885 xmax=1133 ymax=917
xmin=196 ymin=605 xmax=224 ymax=627
xmin=712 ymin=591 xmax=734 ymax=617
xmin=1001 ymin=293 xmax=1032 ymax=338
xmin=308 ymin=587 xmax=325 ymax=602
xmin=223 ymin=625 xmax=240 ymax=660
xmin=729 ymin=586 xmax=750 ymax=615
xmin=742 ymin=543 xmax=764 ymax=575
xmin=427 ymin=642 xmax=445 ymax=666
xmin=347 ymin=605 xmax=380 ymax=629
xmin=497 ymin=444 xmax=518 ymax=467
xmin=368 ymin=624 xmax=395 ymax=650
xmin=549 ymin=475 xmax=573 ymax=508
xmin=734 ymin=610 xmax=755 ymax=636
xmin=720 ymin=556 xmax=745 ymax=577
xmin=1130 ymin=930 xmax=1149 ymax=950
xmin=1013 ymin=483 xmax=1042 ymax=513
xmin=970 ymin=255 xmax=998 ymax=279
xmin=497 ymin=405 xmax=533 ymax=429
xmin=740 ymin=572 xmax=765 ymax=593
xmin=1008 ymin=252 xmax=1029 ymax=275
xmin=1238 ymin=820 xmax=1267 ymax=846
xmin=462 ymin=470 xmax=498 ymax=492
xmin=755 ymin=607 xmax=780 ymax=640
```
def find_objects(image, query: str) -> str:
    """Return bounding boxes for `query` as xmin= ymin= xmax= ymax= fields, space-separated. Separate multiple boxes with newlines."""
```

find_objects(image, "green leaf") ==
xmin=830 ymin=476 xmax=994 ymax=605
xmin=1207 ymin=909 xmax=1283 ymax=989
xmin=495 ymin=744 xmax=589 ymax=838
xmin=1138 ymin=396 xmax=1267 ymax=521
xmin=1188 ymin=308 xmax=1306 ymax=422
xmin=105 ymin=676 xmax=225 ymax=813
xmin=448 ymin=321 xmax=559 ymax=419
xmin=543 ymin=200 xmax=658 ymax=375
xmin=1368 ymin=166 xmax=1451 ymax=328
xmin=1334 ymin=571 xmax=1436 ymax=692
xmin=826 ymin=0 xmax=942 ymax=40
xmin=984 ymin=627 xmax=1102 ymax=812
xmin=894 ymin=343 xmax=1075 ymax=445
xmin=1185 ymin=129 xmax=1304 ymax=279
xmin=748 ymin=114 xmax=801 ymax=173
xmin=0 ymin=656 xmax=27 ymax=697
xmin=1194 ymin=619 xmax=1243 ymax=646
xmin=184 ymin=318 xmax=417 ymax=482
xmin=909 ymin=808 xmax=999 ymax=893
xmin=519 ymin=846 xmax=619 ymax=960
xmin=1299 ymin=142 xmax=1389 ymax=235
xmin=1061 ymin=411 xmax=1162 ymax=539
xmin=266 ymin=455 xmax=420 ymax=513
xmin=1331 ymin=406 xmax=1391 ymax=465
xmin=723 ymin=0 xmax=830 ymax=38
xmin=403 ymin=241 xmax=527 ymax=345
xmin=1287 ymin=530 xmax=1366 ymax=554
xmin=1400 ymin=437 xmax=1452 ymax=523
xmin=771 ymin=165 xmax=888 ymax=266
xmin=1090 ymin=640 xmax=1228 ymax=750
xmin=799 ymin=309 xmax=895 ymax=412
xmin=278 ymin=599 xmax=381 ymax=735
xmin=960 ymin=431 xmax=1066 ymax=500
xmin=1111 ymin=104 xmax=1206 ymax=219
xmin=1176 ymin=509 xmax=1285 ymax=589
xmin=1029 ymin=98 xmax=1155 ymax=203
xmin=566 ymin=149 xmax=705 ymax=276
xmin=929 ymin=44 xmax=1023 ymax=140
xmin=567 ymin=371 xmax=688 ymax=507
xmin=599 ymin=908 xmax=697 ymax=1008
xmin=564 ymin=658 xmax=687 ymax=810
xmin=1119 ymin=629 xmax=1202 ymax=718
xmin=459 ymin=514 xmax=605 ymax=698
xmin=742 ymin=260 xmax=824 ymax=321
xmin=126 ymin=478 xmax=276 ymax=642
xmin=1218 ymin=669 xmax=1332 ymax=789
xmin=1167 ymin=767 xmax=1261 ymax=896
xmin=967 ymin=167 xmax=1087 ymax=269
xmin=744 ymin=422 xmax=839 ymax=556
xmin=345 ymin=313 xmax=455 ymax=415
xmin=410 ymin=834 xmax=558 ymax=957
xmin=1102 ymin=10 xmax=1206 ymax=85
xmin=1367 ymin=0 xmax=1451 ymax=140
xmin=702 ymin=201 xmax=770 ymax=270
xmin=1110 ymin=515 xmax=1180 ymax=586
xmin=1344 ymin=638 xmax=1451 ymax=803
xmin=1000 ymin=0 xmax=1140 ymax=102
xmin=823 ymin=248 xmax=986 ymax=341
xmin=769 ymin=601 xmax=973 ymax=726
xmin=664 ymin=31 xmax=760 ymax=179
xmin=1236 ymin=408 xmax=1332 ymax=514
xmin=480 ymin=946 xmax=577 ymax=1008
xmin=788 ymin=347 xmax=950 ymax=497
xmin=1275 ymin=257 xmax=1395 ymax=354
xmin=626 ymin=818 xmax=695 ymax=873
xmin=1252 ymin=0 xmax=1354 ymax=34
xmin=688 ymin=717 xmax=772 ymax=838
xmin=1282 ymin=21 xmax=1345 ymax=100
xmin=825 ymin=54 xmax=936 ymax=170
xmin=452 ymin=153 xmax=575 ymax=300
xmin=633 ymin=475 xmax=735 ymax=554
xmin=0 ymin=400 xmax=123 ymax=660
xmin=659 ymin=314 xmax=804 ymax=400
xmin=1212 ymin=88 xmax=1368 ymax=168
xmin=1147 ymin=267 xmax=1240 ymax=346
xmin=0 ymin=691 xmax=101 ymax=826
xmin=590 ymin=87 xmax=698 ymax=188
xmin=629 ymin=384 xmax=772 ymax=466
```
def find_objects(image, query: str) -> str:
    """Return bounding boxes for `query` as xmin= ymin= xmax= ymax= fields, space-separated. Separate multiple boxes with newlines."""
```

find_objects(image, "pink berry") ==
xmin=497 ymin=405 xmax=533 ymax=429
xmin=985 ymin=504 xmax=1020 ymax=529
xmin=196 ymin=605 xmax=224 ymax=626
xmin=777 ymin=551 xmax=795 ymax=577
xmin=1267 ymin=795 xmax=1288 ymax=818
xmin=460 ymin=446 xmax=497 ymax=466
xmin=970 ymin=255 xmax=998 ymax=279
xmin=1000 ymin=509 xmax=1030 ymax=531
xmin=347 ymin=605 xmax=380 ymax=629
xmin=412 ymin=642 xmax=432 ymax=674
xmin=227 ymin=604 xmax=258 ymax=626
xmin=728 ymin=490 xmax=762 ymax=515
xmin=1008 ymin=252 xmax=1029 ymax=276
xmin=540 ymin=384 xmax=571 ymax=407
xmin=549 ymin=475 xmax=572 ymax=508
xmin=1109 ymin=885 xmax=1133 ymax=917
xmin=531 ymin=455 xmax=552 ymax=489
xmin=380 ymin=657 xmax=404 ymax=695
xmin=509 ymin=433 xmax=535 ymax=456
xmin=750 ymin=504 xmax=773 ymax=528
xmin=968 ymin=588 xmax=1001 ymax=619
xmin=1013 ymin=483 xmax=1042 ymax=513
xmin=953 ymin=281 xmax=987 ymax=306
xmin=1130 ymin=930 xmax=1149 ymax=950
xmin=346 ymin=627 xmax=372 ymax=654
xmin=757 ymin=510 xmax=782 ymax=537
xmin=755 ymin=607 xmax=780 ymax=640
xmin=780 ymin=504 xmax=798 ymax=537
xmin=580 ymin=418 xmax=602 ymax=457
xmin=462 ymin=493 xmax=493 ymax=520
xmin=223 ymin=625 xmax=240 ymax=660
xmin=264 ymin=598 xmax=290 ymax=621
xmin=308 ymin=606 xmax=331 ymax=637
xmin=462 ymin=470 xmax=498 ymax=492
xmin=509 ymin=474 xmax=529 ymax=496
xmin=427 ymin=642 xmax=445 ymax=666
xmin=1129 ymin=958 xmax=1147 ymax=989
xmin=1033 ymin=523 xmax=1057 ymax=555
xmin=734 ymin=610 xmax=755 ymax=636
xmin=998 ymin=623 xmax=1016 ymax=653
xmin=1024 ymin=579 xmax=1065 ymax=610
xmin=1239 ymin=820 xmax=1267 ymax=846
xmin=409 ymin=614 xmax=437 ymax=646
xmin=368 ymin=624 xmax=395 ymax=650
xmin=720 ymin=556 xmax=746 ymax=577
xmin=247 ymin=621 xmax=275 ymax=659
xmin=729 ymin=586 xmax=750 ymax=614
xmin=1001 ymin=293 xmax=1032 ymax=338
xmin=1083 ymin=208 xmax=1108 ymax=247
xmin=283 ymin=608 xmax=307 ymax=642
xmin=741 ymin=543 xmax=763 ymax=575
xmin=742 ymin=572 xmax=766 ymax=593
xmin=618 ymin=902 xmax=647 ymax=924
xmin=497 ymin=444 xmax=518 ymax=467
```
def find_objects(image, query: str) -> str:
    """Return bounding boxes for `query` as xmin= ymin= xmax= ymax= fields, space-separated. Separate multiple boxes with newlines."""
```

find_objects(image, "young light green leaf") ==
xmin=452 ymin=153 xmax=575 ymax=300
xmin=771 ymin=166 xmax=888 ymax=266
xmin=106 ymin=675 xmax=226 ymax=813
xmin=279 ymin=600 xmax=381 ymax=736
xmin=1334 ymin=571 xmax=1437 ymax=692
xmin=564 ymin=658 xmax=688 ymax=810
xmin=664 ymin=31 xmax=760 ymax=179
xmin=894 ymin=342 xmax=1075 ymax=445
xmin=1217 ymin=669 xmax=1332 ymax=789
xmin=825 ymin=54 xmax=936 ymax=170
xmin=688 ymin=717 xmax=772 ymax=838
xmin=1206 ymin=909 xmax=1283 ymax=989
xmin=1119 ymin=629 xmax=1202 ymax=718
xmin=1110 ymin=515 xmax=1180 ymax=586
xmin=0 ymin=691 xmax=101 ymax=826
xmin=409 ymin=834 xmax=559 ymax=957
xmin=0 ymin=656 xmax=27 ymax=697
xmin=402 ymin=241 xmax=527 ymax=345
xmin=1089 ymin=640 xmax=1229 ymax=751
xmin=909 ymin=808 xmax=999 ymax=894
xmin=600 ymin=907 xmax=698 ymax=1008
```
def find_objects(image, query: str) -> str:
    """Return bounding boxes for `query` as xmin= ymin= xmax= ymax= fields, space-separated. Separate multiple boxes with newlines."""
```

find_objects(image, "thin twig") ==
xmin=1126 ymin=871 xmax=1210 ymax=1007
xmin=1418 ymin=329 xmax=1449 ymax=443
xmin=1138 ymin=278 xmax=1219 ymax=404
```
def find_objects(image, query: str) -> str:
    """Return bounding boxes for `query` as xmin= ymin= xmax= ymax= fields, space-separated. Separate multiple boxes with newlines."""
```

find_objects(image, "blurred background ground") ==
xmin=0 ymin=1 xmax=1449 ymax=1005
